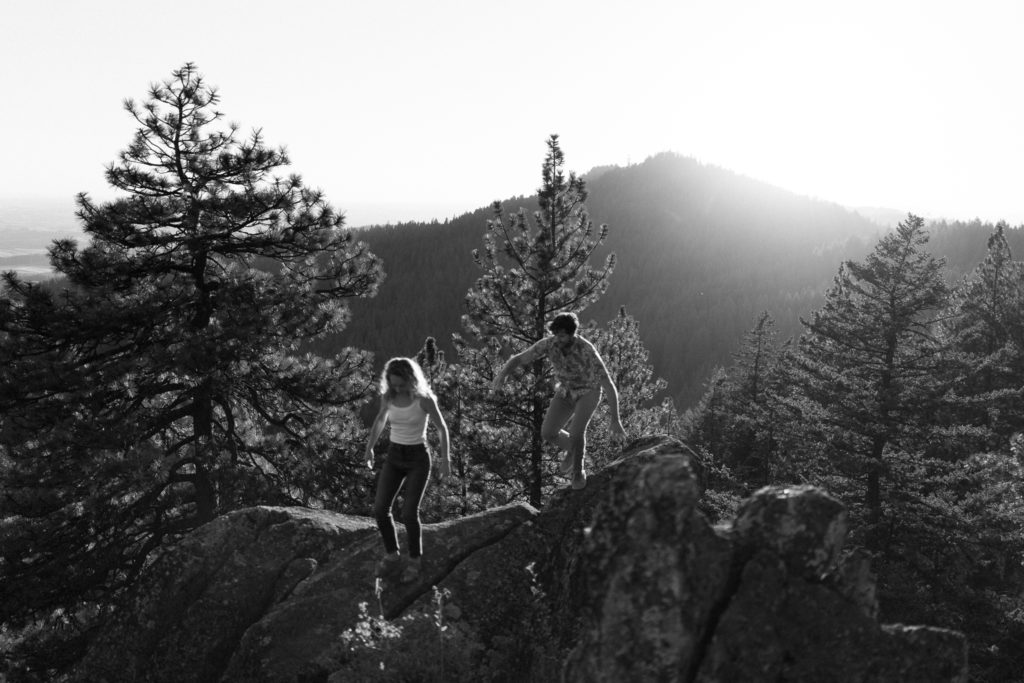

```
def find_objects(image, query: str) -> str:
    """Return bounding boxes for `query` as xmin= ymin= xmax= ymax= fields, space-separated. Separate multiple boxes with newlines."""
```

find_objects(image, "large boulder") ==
xmin=74 ymin=507 xmax=374 ymax=683
xmin=72 ymin=436 xmax=968 ymax=682
xmin=560 ymin=437 xmax=732 ymax=681
xmin=75 ymin=502 xmax=536 ymax=683
xmin=696 ymin=485 xmax=966 ymax=682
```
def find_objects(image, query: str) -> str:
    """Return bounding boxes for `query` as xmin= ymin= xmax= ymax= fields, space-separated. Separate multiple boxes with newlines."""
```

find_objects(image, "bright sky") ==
xmin=1 ymin=0 xmax=1022 ymax=227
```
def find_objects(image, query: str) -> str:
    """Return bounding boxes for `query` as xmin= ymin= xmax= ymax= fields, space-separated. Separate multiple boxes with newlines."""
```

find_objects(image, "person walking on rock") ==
xmin=365 ymin=357 xmax=451 ymax=580
xmin=491 ymin=312 xmax=625 ymax=490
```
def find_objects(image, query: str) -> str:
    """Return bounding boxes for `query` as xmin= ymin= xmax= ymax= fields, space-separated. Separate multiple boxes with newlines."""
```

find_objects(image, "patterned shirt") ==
xmin=522 ymin=335 xmax=606 ymax=393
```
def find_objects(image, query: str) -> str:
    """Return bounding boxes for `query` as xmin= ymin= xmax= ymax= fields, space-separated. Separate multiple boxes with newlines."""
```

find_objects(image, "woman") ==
xmin=365 ymin=357 xmax=451 ymax=580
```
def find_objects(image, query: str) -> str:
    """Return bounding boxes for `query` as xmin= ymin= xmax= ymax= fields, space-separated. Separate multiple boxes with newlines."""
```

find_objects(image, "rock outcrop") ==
xmin=74 ymin=436 xmax=968 ymax=682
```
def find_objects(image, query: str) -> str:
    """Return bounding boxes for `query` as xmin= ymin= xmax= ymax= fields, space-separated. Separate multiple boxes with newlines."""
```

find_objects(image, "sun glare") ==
xmin=1 ymin=1 xmax=1022 ymax=224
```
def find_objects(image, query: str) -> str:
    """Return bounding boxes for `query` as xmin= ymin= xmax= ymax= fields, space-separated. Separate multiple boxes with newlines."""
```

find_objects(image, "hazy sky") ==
xmin=1 ymin=0 xmax=1022 ymax=227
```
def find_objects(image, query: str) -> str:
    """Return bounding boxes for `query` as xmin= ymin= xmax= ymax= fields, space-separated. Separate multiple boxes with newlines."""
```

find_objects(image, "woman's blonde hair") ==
xmin=379 ymin=357 xmax=435 ymax=401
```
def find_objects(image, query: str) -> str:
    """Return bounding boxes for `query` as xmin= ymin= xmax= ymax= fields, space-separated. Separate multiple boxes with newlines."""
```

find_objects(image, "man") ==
xmin=492 ymin=312 xmax=626 ymax=489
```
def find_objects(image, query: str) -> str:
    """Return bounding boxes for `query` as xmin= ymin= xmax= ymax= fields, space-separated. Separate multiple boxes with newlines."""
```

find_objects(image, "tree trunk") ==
xmin=193 ymin=380 xmax=216 ymax=522
xmin=866 ymin=435 xmax=885 ymax=526
xmin=529 ymin=391 xmax=544 ymax=507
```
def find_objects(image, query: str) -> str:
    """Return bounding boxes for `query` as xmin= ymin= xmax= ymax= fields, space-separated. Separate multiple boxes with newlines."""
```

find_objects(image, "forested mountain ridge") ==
xmin=5 ymin=154 xmax=1020 ymax=408
xmin=333 ymin=153 xmax=886 ymax=407
xmin=334 ymin=153 xmax=1024 ymax=408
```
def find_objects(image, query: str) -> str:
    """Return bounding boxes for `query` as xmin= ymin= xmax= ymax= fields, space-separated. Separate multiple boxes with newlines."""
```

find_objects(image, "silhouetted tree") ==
xmin=0 ymin=63 xmax=382 ymax=633
xmin=685 ymin=311 xmax=798 ymax=488
xmin=727 ymin=311 xmax=782 ymax=480
xmin=943 ymin=222 xmax=1024 ymax=449
xmin=786 ymin=214 xmax=949 ymax=531
xmin=585 ymin=306 xmax=676 ymax=465
xmin=455 ymin=135 xmax=615 ymax=506
xmin=412 ymin=335 xmax=481 ymax=518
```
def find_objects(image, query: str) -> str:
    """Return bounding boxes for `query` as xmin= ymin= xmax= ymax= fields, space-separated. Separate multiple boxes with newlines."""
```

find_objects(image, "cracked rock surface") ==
xmin=73 ymin=436 xmax=968 ymax=682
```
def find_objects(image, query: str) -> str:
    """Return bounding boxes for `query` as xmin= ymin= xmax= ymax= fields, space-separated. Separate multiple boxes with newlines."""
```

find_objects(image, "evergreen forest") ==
xmin=2 ymin=64 xmax=1023 ymax=681
xmin=334 ymin=156 xmax=1024 ymax=410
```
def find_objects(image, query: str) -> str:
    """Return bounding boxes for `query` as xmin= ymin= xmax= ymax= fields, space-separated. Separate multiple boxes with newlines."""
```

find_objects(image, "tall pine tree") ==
xmin=787 ymin=214 xmax=949 ymax=529
xmin=412 ymin=336 xmax=481 ymax=518
xmin=943 ymin=222 xmax=1024 ymax=449
xmin=687 ymin=311 xmax=792 ymax=487
xmin=455 ymin=135 xmax=614 ymax=506
xmin=585 ymin=306 xmax=675 ymax=464
xmin=0 ymin=63 xmax=382 ymax=627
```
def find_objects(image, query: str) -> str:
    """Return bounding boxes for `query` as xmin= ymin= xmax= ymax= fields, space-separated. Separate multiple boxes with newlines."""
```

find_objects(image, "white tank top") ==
xmin=387 ymin=399 xmax=428 ymax=445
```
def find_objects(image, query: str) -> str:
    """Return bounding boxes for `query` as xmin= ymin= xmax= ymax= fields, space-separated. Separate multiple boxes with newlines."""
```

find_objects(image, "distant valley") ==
xmin=0 ymin=197 xmax=83 ymax=276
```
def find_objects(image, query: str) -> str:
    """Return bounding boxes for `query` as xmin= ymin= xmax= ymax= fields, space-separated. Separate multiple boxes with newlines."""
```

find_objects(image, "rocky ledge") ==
xmin=73 ymin=435 xmax=967 ymax=682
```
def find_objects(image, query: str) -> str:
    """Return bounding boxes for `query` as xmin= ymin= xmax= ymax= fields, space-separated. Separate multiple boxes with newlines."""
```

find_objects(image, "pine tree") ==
xmin=733 ymin=311 xmax=779 ymax=405
xmin=412 ymin=336 xmax=480 ymax=518
xmin=684 ymin=311 xmax=793 ymax=488
xmin=778 ymin=221 xmax=1024 ymax=676
xmin=415 ymin=336 xmax=446 ymax=385
xmin=787 ymin=214 xmax=949 ymax=529
xmin=455 ymin=135 xmax=615 ymax=506
xmin=0 ymin=64 xmax=382 ymax=626
xmin=684 ymin=367 xmax=730 ymax=460
xmin=585 ymin=307 xmax=675 ymax=465
xmin=722 ymin=311 xmax=787 ymax=484
xmin=943 ymin=222 xmax=1024 ymax=448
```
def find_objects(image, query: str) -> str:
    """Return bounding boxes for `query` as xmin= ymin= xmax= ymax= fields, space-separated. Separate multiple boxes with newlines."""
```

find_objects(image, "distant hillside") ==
xmin=4 ymin=162 xmax=1017 ymax=408
xmin=852 ymin=206 xmax=911 ymax=229
xmin=926 ymin=218 xmax=1024 ymax=281
xmin=329 ymin=153 xmax=888 ymax=407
